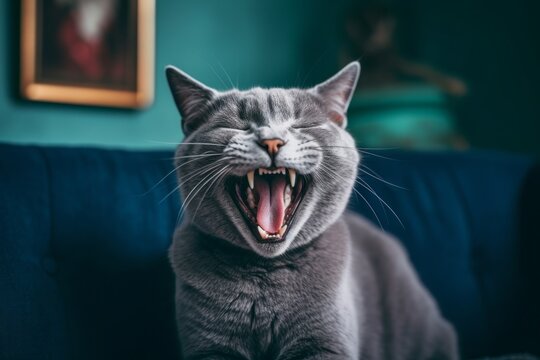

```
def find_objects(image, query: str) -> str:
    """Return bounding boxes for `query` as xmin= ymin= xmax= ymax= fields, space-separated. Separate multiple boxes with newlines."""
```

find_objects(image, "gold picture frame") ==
xmin=20 ymin=0 xmax=155 ymax=108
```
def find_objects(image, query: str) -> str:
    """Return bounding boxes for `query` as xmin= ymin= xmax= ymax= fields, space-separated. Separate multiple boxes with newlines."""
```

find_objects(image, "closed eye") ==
xmin=234 ymin=121 xmax=251 ymax=131
xmin=216 ymin=126 xmax=250 ymax=132
xmin=211 ymin=117 xmax=251 ymax=132
xmin=291 ymin=124 xmax=324 ymax=130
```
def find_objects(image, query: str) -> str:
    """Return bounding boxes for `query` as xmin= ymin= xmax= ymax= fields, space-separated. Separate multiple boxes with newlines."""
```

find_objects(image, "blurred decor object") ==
xmin=343 ymin=4 xmax=467 ymax=96
xmin=342 ymin=4 xmax=468 ymax=149
xmin=20 ymin=0 xmax=155 ymax=108
xmin=347 ymin=86 xmax=468 ymax=150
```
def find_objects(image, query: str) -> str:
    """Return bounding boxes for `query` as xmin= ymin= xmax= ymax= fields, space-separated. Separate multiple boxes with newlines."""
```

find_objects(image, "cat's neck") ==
xmin=172 ymin=218 xmax=351 ymax=284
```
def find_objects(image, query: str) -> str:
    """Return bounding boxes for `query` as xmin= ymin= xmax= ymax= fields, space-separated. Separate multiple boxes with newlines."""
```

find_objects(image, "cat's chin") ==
xmin=226 ymin=167 xmax=308 ymax=246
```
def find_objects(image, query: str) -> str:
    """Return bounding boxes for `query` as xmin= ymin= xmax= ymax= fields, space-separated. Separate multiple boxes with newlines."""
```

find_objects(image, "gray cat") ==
xmin=166 ymin=62 xmax=458 ymax=360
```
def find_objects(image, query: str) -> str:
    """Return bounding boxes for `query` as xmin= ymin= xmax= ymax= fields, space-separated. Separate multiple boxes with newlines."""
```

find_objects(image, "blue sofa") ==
xmin=0 ymin=143 xmax=538 ymax=359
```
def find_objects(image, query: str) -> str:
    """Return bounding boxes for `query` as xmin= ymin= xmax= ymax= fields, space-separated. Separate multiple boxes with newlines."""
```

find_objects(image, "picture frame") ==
xmin=20 ymin=0 xmax=155 ymax=109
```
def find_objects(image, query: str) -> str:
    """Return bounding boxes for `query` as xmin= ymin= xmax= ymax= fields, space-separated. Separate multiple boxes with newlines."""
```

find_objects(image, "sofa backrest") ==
xmin=0 ymin=144 xmax=537 ymax=359
xmin=0 ymin=145 xmax=180 ymax=359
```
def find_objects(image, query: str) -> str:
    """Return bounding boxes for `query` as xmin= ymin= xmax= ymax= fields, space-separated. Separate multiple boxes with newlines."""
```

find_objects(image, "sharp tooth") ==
xmin=288 ymin=169 xmax=296 ymax=187
xmin=284 ymin=184 xmax=291 ymax=208
xmin=259 ymin=168 xmax=263 ymax=176
xmin=279 ymin=225 xmax=287 ymax=236
xmin=257 ymin=226 xmax=268 ymax=239
xmin=247 ymin=171 xmax=255 ymax=189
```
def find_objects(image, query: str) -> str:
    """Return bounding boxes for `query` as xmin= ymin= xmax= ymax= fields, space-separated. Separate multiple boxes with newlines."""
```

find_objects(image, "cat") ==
xmin=166 ymin=62 xmax=458 ymax=360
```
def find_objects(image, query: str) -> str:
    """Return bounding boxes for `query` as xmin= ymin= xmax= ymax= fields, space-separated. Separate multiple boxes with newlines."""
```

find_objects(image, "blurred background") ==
xmin=1 ymin=0 xmax=539 ymax=155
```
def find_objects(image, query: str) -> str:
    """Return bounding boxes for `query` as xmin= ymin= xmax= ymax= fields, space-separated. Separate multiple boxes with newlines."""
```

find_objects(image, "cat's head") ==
xmin=166 ymin=62 xmax=360 ymax=258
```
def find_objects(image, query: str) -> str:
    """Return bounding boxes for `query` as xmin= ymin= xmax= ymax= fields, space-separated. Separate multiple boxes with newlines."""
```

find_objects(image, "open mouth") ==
xmin=229 ymin=167 xmax=306 ymax=243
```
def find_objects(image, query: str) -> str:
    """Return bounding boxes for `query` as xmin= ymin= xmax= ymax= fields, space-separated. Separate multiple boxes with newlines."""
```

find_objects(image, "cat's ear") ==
xmin=310 ymin=62 xmax=360 ymax=128
xmin=165 ymin=66 xmax=217 ymax=134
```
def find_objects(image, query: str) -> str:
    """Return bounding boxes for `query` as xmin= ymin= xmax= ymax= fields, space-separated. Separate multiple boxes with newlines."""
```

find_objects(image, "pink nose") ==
xmin=261 ymin=138 xmax=284 ymax=155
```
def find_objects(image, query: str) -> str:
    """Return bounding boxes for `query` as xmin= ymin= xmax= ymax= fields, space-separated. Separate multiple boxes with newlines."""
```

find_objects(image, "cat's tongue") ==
xmin=255 ymin=176 xmax=286 ymax=234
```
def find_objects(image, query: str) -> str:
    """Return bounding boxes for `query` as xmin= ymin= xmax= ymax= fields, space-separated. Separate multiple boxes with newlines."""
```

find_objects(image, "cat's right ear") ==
xmin=165 ymin=66 xmax=217 ymax=134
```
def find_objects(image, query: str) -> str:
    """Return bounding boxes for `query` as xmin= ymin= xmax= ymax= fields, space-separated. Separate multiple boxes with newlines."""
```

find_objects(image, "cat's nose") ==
xmin=260 ymin=138 xmax=284 ymax=156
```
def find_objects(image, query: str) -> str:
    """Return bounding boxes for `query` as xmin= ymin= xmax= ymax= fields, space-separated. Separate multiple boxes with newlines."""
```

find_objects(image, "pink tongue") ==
xmin=255 ymin=176 xmax=286 ymax=234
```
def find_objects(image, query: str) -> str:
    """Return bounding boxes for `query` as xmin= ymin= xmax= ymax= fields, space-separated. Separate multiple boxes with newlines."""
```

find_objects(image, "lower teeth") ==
xmin=257 ymin=225 xmax=287 ymax=240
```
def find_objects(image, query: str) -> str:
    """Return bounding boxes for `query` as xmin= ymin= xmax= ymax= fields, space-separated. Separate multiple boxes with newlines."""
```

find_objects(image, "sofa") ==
xmin=0 ymin=143 xmax=538 ymax=359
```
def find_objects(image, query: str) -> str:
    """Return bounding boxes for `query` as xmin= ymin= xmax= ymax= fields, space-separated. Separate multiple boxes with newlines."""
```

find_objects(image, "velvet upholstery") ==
xmin=0 ymin=144 xmax=538 ymax=359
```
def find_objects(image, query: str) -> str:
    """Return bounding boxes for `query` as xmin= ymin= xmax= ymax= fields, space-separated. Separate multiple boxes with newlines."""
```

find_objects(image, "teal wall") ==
xmin=1 ymin=0 xmax=539 ymax=154
xmin=0 ymin=0 xmax=348 ymax=150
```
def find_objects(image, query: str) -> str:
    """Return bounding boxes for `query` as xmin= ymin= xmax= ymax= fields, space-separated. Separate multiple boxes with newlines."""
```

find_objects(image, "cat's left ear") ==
xmin=310 ymin=62 xmax=360 ymax=128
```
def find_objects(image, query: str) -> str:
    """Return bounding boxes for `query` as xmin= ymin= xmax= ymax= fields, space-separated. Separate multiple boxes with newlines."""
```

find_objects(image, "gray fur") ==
xmin=167 ymin=63 xmax=458 ymax=359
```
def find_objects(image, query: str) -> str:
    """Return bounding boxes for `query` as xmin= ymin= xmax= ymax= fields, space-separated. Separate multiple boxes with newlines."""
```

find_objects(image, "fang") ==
xmin=288 ymin=169 xmax=296 ymax=187
xmin=257 ymin=226 xmax=268 ymax=239
xmin=247 ymin=171 xmax=255 ymax=189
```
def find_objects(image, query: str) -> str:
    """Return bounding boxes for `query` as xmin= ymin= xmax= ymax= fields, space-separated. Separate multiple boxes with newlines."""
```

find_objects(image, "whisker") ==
xmin=191 ymin=166 xmax=231 ymax=219
xmin=360 ymin=164 xmax=407 ymax=190
xmin=318 ymin=158 xmax=403 ymax=228
xmin=318 ymin=152 xmax=359 ymax=165
xmin=315 ymin=145 xmax=396 ymax=151
xmin=317 ymin=163 xmax=383 ymax=230
xmin=180 ymin=166 xmax=224 ymax=209
xmin=217 ymin=61 xmax=236 ymax=89
xmin=160 ymin=160 xmax=228 ymax=204
xmin=357 ymin=146 xmax=398 ymax=151
xmin=355 ymin=176 xmax=389 ymax=223
xmin=355 ymin=177 xmax=404 ymax=228
xmin=140 ymin=151 xmax=218 ymax=196
xmin=357 ymin=149 xmax=396 ymax=161
xmin=351 ymin=186 xmax=383 ymax=230
xmin=209 ymin=64 xmax=228 ymax=89
xmin=315 ymin=145 xmax=357 ymax=150
xmin=315 ymin=150 xmax=406 ymax=190
xmin=145 ymin=140 xmax=226 ymax=147
xmin=170 ymin=153 xmax=224 ymax=160
xmin=177 ymin=142 xmax=227 ymax=147
xmin=179 ymin=165 xmax=228 ymax=218
xmin=315 ymin=146 xmax=396 ymax=161
xmin=174 ymin=167 xmax=224 ymax=224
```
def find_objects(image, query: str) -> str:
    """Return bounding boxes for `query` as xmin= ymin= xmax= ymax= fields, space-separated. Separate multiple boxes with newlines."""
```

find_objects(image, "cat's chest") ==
xmin=180 ymin=266 xmax=341 ymax=355
xmin=208 ymin=265 xmax=328 ymax=325
xmin=173 ymin=224 xmax=353 ymax=357
xmin=176 ymin=225 xmax=350 ymax=327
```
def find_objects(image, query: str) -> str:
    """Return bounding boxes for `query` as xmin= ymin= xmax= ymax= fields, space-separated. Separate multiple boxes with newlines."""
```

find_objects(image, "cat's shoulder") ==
xmin=341 ymin=211 xmax=411 ymax=270
xmin=343 ymin=211 xmax=405 ymax=252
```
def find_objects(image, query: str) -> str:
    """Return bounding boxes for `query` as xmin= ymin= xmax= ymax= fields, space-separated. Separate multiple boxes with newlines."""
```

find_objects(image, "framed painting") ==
xmin=20 ymin=0 xmax=155 ymax=108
